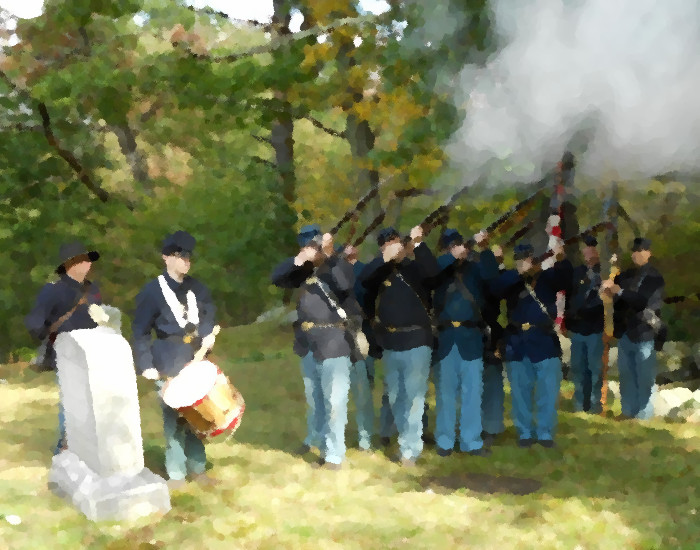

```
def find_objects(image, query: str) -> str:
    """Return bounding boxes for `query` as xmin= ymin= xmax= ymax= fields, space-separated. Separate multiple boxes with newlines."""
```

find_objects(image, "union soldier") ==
xmin=565 ymin=235 xmax=605 ymax=413
xmin=603 ymin=237 xmax=665 ymax=420
xmin=480 ymin=242 xmax=507 ymax=446
xmin=430 ymin=229 xmax=499 ymax=457
xmin=131 ymin=231 xmax=218 ymax=488
xmin=25 ymin=241 xmax=102 ymax=455
xmin=272 ymin=226 xmax=360 ymax=469
xmin=489 ymin=242 xmax=570 ymax=448
xmin=339 ymin=244 xmax=375 ymax=451
xmin=359 ymin=226 xmax=439 ymax=466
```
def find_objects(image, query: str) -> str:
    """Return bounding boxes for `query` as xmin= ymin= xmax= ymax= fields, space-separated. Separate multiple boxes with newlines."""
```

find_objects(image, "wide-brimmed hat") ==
xmin=56 ymin=241 xmax=100 ymax=274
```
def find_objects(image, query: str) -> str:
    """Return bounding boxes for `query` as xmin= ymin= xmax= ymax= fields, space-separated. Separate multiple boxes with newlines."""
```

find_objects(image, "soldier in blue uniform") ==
xmin=337 ymin=244 xmax=375 ymax=451
xmin=489 ymin=242 xmax=570 ymax=448
xmin=272 ymin=226 xmax=360 ymax=469
xmin=603 ymin=237 xmax=665 ymax=420
xmin=430 ymin=229 xmax=499 ymax=457
xmin=359 ymin=226 xmax=439 ymax=466
xmin=481 ymin=243 xmax=506 ymax=446
xmin=25 ymin=241 xmax=102 ymax=455
xmin=565 ymin=235 xmax=605 ymax=413
xmin=131 ymin=231 xmax=218 ymax=488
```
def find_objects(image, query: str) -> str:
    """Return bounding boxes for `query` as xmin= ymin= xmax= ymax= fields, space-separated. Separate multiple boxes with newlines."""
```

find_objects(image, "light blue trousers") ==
xmin=350 ymin=358 xmax=375 ymax=449
xmin=506 ymin=356 xmax=562 ymax=441
xmin=156 ymin=380 xmax=207 ymax=481
xmin=436 ymin=344 xmax=484 ymax=452
xmin=300 ymin=353 xmax=351 ymax=464
xmin=383 ymin=346 xmax=432 ymax=460
xmin=569 ymin=332 xmax=604 ymax=413
xmin=617 ymin=335 xmax=657 ymax=419
xmin=365 ymin=356 xmax=397 ymax=438
xmin=481 ymin=360 xmax=505 ymax=435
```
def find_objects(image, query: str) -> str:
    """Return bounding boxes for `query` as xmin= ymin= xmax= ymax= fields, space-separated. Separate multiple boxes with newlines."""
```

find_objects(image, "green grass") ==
xmin=0 ymin=322 xmax=698 ymax=549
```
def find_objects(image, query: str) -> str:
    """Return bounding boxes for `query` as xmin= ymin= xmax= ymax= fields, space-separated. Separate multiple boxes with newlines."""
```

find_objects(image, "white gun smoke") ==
xmin=447 ymin=0 xmax=700 ymax=183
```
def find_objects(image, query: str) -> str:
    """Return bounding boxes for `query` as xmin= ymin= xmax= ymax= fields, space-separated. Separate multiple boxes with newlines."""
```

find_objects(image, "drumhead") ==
xmin=162 ymin=360 xmax=219 ymax=409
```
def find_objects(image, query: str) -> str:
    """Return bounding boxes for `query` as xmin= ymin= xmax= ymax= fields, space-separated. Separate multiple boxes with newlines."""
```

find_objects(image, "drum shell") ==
xmin=162 ymin=362 xmax=245 ymax=439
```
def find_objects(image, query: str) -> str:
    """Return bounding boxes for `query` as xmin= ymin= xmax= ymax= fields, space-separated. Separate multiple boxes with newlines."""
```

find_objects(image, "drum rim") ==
xmin=162 ymin=360 xmax=219 ymax=409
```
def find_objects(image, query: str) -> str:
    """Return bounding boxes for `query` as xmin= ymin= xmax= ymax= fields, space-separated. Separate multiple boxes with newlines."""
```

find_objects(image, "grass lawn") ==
xmin=0 ymin=322 xmax=698 ymax=549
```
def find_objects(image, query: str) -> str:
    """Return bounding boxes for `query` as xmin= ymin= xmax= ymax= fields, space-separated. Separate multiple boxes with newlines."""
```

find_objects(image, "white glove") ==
xmin=88 ymin=304 xmax=109 ymax=325
xmin=142 ymin=368 xmax=160 ymax=380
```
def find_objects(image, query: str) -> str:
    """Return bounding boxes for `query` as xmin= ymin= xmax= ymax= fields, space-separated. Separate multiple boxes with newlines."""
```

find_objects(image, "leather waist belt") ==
xmin=162 ymin=334 xmax=197 ymax=344
xmin=383 ymin=324 xmax=427 ymax=333
xmin=438 ymin=320 xmax=481 ymax=330
xmin=299 ymin=321 xmax=346 ymax=331
xmin=508 ymin=322 xmax=552 ymax=332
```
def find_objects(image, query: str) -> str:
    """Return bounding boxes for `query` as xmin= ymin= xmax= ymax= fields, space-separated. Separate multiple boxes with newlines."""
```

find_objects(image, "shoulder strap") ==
xmin=449 ymin=263 xmax=483 ymax=323
xmin=311 ymin=276 xmax=347 ymax=320
xmin=48 ymin=287 xmax=90 ymax=336
xmin=396 ymin=271 xmax=433 ymax=322
xmin=523 ymin=279 xmax=555 ymax=325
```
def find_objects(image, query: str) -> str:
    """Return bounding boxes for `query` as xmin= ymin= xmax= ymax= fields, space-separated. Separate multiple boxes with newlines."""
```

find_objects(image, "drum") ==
xmin=161 ymin=360 xmax=245 ymax=439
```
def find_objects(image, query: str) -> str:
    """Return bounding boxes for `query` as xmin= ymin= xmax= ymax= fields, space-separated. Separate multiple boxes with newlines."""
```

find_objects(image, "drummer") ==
xmin=131 ymin=230 xmax=218 ymax=489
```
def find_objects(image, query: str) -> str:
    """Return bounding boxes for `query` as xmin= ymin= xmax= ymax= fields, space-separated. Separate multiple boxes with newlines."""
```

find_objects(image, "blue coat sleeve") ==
xmin=272 ymin=258 xmax=315 ymax=289
xmin=195 ymin=282 xmax=217 ymax=338
xmin=131 ymin=286 xmax=158 ymax=374
xmin=478 ymin=249 xmax=500 ymax=281
xmin=24 ymin=283 xmax=57 ymax=341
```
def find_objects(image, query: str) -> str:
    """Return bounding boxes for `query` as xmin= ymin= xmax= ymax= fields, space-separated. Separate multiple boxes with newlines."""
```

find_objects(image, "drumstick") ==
xmin=192 ymin=325 xmax=221 ymax=363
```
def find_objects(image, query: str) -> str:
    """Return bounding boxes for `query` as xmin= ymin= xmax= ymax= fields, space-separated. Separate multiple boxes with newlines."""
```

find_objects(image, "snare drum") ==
xmin=161 ymin=360 xmax=245 ymax=439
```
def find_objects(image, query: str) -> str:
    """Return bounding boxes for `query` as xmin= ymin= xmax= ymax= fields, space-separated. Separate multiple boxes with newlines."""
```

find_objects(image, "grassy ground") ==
xmin=0 ymin=322 xmax=698 ymax=549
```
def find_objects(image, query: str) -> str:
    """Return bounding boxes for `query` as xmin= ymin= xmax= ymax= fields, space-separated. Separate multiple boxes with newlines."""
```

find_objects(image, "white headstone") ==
xmin=55 ymin=327 xmax=144 ymax=476
xmin=50 ymin=327 xmax=170 ymax=521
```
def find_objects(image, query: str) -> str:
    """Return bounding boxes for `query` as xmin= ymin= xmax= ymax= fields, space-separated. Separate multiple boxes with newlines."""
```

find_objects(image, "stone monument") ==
xmin=49 ymin=326 xmax=170 ymax=521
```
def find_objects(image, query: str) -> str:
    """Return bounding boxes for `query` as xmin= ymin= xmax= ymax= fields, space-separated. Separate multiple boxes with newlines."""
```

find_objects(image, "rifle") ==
xmin=600 ymin=253 xmax=620 ymax=414
xmin=533 ymin=221 xmax=614 ymax=265
xmin=664 ymin=293 xmax=700 ymax=304
xmin=329 ymin=186 xmax=381 ymax=236
xmin=348 ymin=188 xmax=437 ymax=248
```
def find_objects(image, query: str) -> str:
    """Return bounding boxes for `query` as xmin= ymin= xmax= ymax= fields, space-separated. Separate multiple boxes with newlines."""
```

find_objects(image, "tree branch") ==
xmin=252 ymin=134 xmax=271 ymax=145
xmin=37 ymin=103 xmax=129 ymax=206
xmin=0 ymin=69 xmax=135 ymax=209
xmin=174 ymin=13 xmax=383 ymax=63
xmin=252 ymin=155 xmax=276 ymax=169
xmin=305 ymin=116 xmax=346 ymax=139
xmin=187 ymin=5 xmax=273 ymax=30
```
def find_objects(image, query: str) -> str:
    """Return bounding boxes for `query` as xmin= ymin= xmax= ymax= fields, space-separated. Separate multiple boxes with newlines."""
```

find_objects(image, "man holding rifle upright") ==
xmin=272 ymin=225 xmax=362 ymax=469
xmin=489 ymin=242 xmax=571 ymax=448
xmin=602 ymin=237 xmax=665 ymax=420
xmin=359 ymin=226 xmax=439 ymax=466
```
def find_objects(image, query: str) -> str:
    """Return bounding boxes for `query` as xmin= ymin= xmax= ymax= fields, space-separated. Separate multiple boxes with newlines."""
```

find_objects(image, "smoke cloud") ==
xmin=448 ymin=0 xmax=700 ymax=183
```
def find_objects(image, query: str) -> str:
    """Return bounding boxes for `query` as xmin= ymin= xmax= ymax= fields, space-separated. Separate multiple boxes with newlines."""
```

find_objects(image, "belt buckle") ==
xmin=387 ymin=326 xmax=397 ymax=333
xmin=452 ymin=321 xmax=461 ymax=328
xmin=301 ymin=321 xmax=314 ymax=331
xmin=522 ymin=322 xmax=531 ymax=331
xmin=383 ymin=280 xmax=392 ymax=287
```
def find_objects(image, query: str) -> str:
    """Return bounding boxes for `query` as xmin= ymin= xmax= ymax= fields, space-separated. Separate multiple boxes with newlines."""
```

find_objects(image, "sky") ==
xmin=0 ymin=0 xmax=391 ymax=20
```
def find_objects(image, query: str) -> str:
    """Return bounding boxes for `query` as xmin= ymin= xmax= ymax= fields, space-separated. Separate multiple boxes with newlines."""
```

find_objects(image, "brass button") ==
xmin=452 ymin=321 xmax=461 ymax=328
